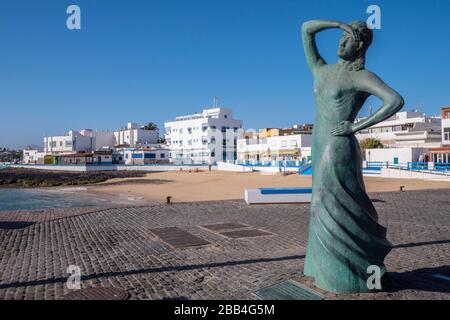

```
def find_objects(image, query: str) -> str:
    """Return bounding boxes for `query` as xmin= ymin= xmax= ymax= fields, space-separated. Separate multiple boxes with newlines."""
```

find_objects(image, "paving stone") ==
xmin=0 ymin=190 xmax=449 ymax=300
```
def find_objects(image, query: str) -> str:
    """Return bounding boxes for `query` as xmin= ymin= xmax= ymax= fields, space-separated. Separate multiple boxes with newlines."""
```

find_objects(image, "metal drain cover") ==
xmin=255 ymin=280 xmax=324 ymax=300
xmin=62 ymin=287 xmax=129 ymax=300
xmin=202 ymin=223 xmax=248 ymax=231
xmin=220 ymin=229 xmax=272 ymax=238
xmin=150 ymin=227 xmax=210 ymax=248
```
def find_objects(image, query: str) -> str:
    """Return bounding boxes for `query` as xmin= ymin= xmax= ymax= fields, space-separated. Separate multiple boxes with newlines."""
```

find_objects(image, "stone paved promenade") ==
xmin=0 ymin=189 xmax=449 ymax=300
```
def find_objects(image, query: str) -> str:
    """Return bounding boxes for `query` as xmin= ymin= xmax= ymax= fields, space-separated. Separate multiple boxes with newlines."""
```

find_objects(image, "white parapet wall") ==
xmin=381 ymin=167 xmax=450 ymax=182
xmin=216 ymin=162 xmax=304 ymax=173
xmin=216 ymin=162 xmax=254 ymax=172
xmin=11 ymin=164 xmax=115 ymax=172
xmin=11 ymin=164 xmax=212 ymax=172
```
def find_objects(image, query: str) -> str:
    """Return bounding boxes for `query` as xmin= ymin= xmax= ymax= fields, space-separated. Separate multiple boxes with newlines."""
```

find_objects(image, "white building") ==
xmin=365 ymin=147 xmax=429 ymax=164
xmin=441 ymin=107 xmax=450 ymax=145
xmin=164 ymin=106 xmax=243 ymax=164
xmin=44 ymin=129 xmax=115 ymax=155
xmin=356 ymin=111 xmax=442 ymax=148
xmin=429 ymin=106 xmax=450 ymax=163
xmin=113 ymin=145 xmax=169 ymax=165
xmin=22 ymin=148 xmax=45 ymax=164
xmin=114 ymin=123 xmax=158 ymax=148
xmin=237 ymin=133 xmax=312 ymax=162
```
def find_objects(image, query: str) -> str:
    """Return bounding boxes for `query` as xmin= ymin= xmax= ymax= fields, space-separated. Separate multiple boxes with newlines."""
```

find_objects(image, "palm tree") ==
xmin=359 ymin=138 xmax=384 ymax=161
xmin=143 ymin=122 xmax=158 ymax=131
xmin=360 ymin=138 xmax=384 ymax=151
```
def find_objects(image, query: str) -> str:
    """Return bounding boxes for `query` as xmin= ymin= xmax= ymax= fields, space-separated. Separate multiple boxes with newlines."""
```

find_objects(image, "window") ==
xmin=290 ymin=140 xmax=297 ymax=147
xmin=281 ymin=141 xmax=287 ymax=147
xmin=444 ymin=128 xmax=450 ymax=141
xmin=160 ymin=154 xmax=165 ymax=158
xmin=59 ymin=141 xmax=63 ymax=147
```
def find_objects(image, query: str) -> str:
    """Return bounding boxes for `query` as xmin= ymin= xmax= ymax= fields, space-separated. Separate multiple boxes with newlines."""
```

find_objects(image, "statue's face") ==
xmin=337 ymin=32 xmax=360 ymax=61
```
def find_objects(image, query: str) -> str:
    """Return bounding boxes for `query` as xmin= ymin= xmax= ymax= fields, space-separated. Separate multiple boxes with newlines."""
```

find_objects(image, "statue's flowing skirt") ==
xmin=303 ymin=133 xmax=392 ymax=293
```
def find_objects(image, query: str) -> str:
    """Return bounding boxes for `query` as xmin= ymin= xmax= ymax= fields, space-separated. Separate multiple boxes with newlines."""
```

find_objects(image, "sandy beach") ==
xmin=91 ymin=171 xmax=450 ymax=203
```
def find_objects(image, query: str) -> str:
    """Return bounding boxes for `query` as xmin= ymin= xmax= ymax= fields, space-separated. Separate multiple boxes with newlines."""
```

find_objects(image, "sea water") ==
xmin=0 ymin=188 xmax=149 ymax=211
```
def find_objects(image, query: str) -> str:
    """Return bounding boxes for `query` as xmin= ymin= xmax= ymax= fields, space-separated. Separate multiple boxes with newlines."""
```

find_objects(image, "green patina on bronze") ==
xmin=301 ymin=20 xmax=404 ymax=293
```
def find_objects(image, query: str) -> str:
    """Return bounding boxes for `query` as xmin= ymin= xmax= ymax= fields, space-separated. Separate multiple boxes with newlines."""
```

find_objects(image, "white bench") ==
xmin=245 ymin=187 xmax=312 ymax=204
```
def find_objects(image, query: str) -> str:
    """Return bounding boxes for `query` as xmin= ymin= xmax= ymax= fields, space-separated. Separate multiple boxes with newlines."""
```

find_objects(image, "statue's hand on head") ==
xmin=331 ymin=121 xmax=354 ymax=136
xmin=339 ymin=23 xmax=360 ymax=42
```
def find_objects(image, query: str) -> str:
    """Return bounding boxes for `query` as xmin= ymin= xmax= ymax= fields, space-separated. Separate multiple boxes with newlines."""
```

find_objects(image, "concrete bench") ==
xmin=245 ymin=187 xmax=312 ymax=204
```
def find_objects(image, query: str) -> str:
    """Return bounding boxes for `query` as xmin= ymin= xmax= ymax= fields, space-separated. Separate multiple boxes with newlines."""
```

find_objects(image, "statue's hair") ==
xmin=349 ymin=21 xmax=373 ymax=71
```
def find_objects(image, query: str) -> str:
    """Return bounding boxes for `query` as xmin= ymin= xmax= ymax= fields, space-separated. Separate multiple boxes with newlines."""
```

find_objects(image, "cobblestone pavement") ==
xmin=0 ymin=189 xmax=449 ymax=300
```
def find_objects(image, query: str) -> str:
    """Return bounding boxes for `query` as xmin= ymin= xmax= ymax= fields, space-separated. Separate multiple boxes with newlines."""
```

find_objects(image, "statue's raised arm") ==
xmin=301 ymin=20 xmax=359 ymax=72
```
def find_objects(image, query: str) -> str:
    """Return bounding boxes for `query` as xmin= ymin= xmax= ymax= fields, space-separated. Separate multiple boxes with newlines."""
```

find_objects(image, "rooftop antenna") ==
xmin=213 ymin=96 xmax=219 ymax=108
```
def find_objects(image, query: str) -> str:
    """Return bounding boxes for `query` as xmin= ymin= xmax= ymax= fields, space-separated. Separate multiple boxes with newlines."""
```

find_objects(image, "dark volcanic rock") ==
xmin=0 ymin=168 xmax=147 ymax=188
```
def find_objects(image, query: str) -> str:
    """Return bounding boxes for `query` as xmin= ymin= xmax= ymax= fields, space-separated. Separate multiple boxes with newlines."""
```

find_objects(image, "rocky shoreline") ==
xmin=0 ymin=168 xmax=147 ymax=188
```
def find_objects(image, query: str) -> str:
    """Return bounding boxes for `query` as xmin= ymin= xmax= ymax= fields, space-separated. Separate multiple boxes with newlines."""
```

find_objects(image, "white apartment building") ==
xmin=44 ymin=129 xmax=115 ymax=155
xmin=237 ymin=133 xmax=312 ymax=162
xmin=441 ymin=107 xmax=450 ymax=145
xmin=114 ymin=123 xmax=158 ymax=148
xmin=22 ymin=148 xmax=45 ymax=164
xmin=429 ymin=106 xmax=450 ymax=163
xmin=356 ymin=111 xmax=442 ymax=148
xmin=164 ymin=107 xmax=243 ymax=164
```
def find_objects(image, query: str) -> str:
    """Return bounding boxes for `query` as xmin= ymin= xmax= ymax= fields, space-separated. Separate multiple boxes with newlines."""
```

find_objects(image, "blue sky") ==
xmin=0 ymin=0 xmax=449 ymax=149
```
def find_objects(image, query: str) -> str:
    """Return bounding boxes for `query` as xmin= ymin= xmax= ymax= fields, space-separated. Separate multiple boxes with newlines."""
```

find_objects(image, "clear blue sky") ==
xmin=1 ymin=0 xmax=449 ymax=149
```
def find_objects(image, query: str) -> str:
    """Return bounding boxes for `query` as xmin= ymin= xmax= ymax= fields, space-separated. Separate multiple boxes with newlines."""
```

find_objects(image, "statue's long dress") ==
xmin=303 ymin=72 xmax=392 ymax=293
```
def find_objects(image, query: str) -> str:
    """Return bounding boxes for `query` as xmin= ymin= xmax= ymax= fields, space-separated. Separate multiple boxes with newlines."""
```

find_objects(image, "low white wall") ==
xmin=11 ymin=164 xmax=213 ymax=172
xmin=217 ymin=162 xmax=253 ymax=172
xmin=366 ymin=147 xmax=428 ymax=163
xmin=116 ymin=165 xmax=212 ymax=172
xmin=252 ymin=166 xmax=300 ymax=173
xmin=381 ymin=168 xmax=450 ymax=182
xmin=11 ymin=164 xmax=112 ymax=172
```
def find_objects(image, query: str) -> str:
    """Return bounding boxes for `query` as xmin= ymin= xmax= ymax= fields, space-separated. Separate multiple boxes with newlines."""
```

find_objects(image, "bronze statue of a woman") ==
xmin=301 ymin=20 xmax=404 ymax=293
